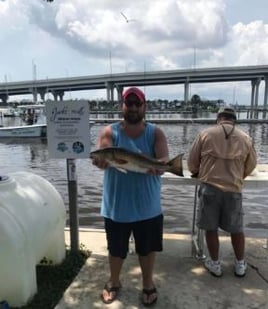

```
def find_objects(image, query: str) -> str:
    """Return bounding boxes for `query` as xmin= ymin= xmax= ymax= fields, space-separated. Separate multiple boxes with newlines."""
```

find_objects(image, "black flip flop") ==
xmin=100 ymin=282 xmax=121 ymax=304
xmin=142 ymin=287 xmax=158 ymax=307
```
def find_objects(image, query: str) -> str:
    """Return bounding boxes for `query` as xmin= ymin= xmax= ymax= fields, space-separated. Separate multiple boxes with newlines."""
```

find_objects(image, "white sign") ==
xmin=46 ymin=100 xmax=90 ymax=159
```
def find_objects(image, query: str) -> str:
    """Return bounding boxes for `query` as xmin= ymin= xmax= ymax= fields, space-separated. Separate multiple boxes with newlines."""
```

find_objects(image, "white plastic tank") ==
xmin=0 ymin=172 xmax=66 ymax=307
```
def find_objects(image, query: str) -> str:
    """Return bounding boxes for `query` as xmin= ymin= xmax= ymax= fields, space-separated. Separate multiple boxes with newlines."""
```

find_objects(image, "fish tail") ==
xmin=167 ymin=153 xmax=184 ymax=176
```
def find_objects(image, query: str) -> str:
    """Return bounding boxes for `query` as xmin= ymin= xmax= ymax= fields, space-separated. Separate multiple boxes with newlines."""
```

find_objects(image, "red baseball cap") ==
xmin=122 ymin=87 xmax=146 ymax=103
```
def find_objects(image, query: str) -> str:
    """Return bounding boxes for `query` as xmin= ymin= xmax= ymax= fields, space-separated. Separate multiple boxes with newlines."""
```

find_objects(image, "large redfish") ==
xmin=90 ymin=147 xmax=184 ymax=176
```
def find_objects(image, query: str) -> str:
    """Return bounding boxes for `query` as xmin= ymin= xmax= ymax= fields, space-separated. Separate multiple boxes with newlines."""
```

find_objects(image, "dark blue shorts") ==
xmin=104 ymin=214 xmax=163 ymax=259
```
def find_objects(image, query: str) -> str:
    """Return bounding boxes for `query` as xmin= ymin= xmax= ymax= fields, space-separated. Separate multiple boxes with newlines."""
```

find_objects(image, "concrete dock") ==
xmin=55 ymin=229 xmax=268 ymax=309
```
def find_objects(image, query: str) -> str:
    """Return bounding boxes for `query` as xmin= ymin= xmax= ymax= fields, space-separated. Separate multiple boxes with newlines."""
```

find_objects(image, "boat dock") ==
xmin=91 ymin=117 xmax=268 ymax=125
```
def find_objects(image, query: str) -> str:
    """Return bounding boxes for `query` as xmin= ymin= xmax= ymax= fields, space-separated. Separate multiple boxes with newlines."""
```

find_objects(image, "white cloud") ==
xmin=22 ymin=0 xmax=230 ymax=67
xmin=232 ymin=21 xmax=268 ymax=65
xmin=0 ymin=0 xmax=268 ymax=103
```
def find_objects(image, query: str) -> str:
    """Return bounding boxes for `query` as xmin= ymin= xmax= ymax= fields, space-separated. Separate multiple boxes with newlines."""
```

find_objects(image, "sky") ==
xmin=1 ymin=0 xmax=268 ymax=105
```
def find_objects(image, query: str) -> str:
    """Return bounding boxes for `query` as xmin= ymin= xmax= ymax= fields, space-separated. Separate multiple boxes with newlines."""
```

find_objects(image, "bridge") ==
xmin=1 ymin=65 xmax=268 ymax=118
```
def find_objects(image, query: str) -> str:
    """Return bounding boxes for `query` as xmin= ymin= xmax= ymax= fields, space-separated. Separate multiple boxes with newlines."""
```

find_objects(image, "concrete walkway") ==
xmin=55 ymin=229 xmax=268 ymax=309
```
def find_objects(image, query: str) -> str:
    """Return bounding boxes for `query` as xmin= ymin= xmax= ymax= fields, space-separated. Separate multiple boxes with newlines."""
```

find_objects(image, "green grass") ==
xmin=10 ymin=245 xmax=91 ymax=309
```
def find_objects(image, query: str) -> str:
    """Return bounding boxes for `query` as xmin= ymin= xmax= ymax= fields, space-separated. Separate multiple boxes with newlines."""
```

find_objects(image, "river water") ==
xmin=1 ymin=114 xmax=268 ymax=235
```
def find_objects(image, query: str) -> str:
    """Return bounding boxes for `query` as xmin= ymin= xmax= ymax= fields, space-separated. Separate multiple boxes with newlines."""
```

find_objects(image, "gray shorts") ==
xmin=197 ymin=183 xmax=244 ymax=233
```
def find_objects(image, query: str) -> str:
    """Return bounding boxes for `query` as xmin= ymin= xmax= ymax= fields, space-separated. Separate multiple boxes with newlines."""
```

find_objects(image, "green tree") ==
xmin=191 ymin=94 xmax=201 ymax=105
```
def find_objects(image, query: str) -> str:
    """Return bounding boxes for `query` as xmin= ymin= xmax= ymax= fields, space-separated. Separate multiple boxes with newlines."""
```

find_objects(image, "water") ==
xmin=1 ymin=116 xmax=268 ymax=234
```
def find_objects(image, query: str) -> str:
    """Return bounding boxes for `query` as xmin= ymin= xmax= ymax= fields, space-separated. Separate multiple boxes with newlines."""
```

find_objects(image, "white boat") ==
xmin=0 ymin=124 xmax=47 ymax=138
xmin=0 ymin=107 xmax=20 ymax=118
xmin=18 ymin=104 xmax=46 ymax=124
xmin=0 ymin=104 xmax=47 ymax=138
xmin=0 ymin=104 xmax=95 ymax=138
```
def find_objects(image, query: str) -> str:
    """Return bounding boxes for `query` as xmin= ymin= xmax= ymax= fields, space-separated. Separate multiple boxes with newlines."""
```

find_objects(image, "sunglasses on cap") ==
xmin=124 ymin=100 xmax=144 ymax=108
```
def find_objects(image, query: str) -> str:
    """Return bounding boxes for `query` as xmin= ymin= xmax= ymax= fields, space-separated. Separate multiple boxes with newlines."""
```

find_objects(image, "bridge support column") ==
xmin=32 ymin=88 xmax=38 ymax=104
xmin=58 ymin=91 xmax=64 ymax=101
xmin=106 ymin=83 xmax=111 ymax=102
xmin=52 ymin=92 xmax=58 ymax=101
xmin=110 ymin=87 xmax=114 ymax=103
xmin=263 ymin=76 xmax=268 ymax=119
xmin=51 ymin=90 xmax=65 ymax=101
xmin=184 ymin=78 xmax=190 ymax=104
xmin=0 ymin=93 xmax=8 ymax=104
xmin=105 ymin=82 xmax=115 ymax=105
xmin=250 ymin=78 xmax=261 ymax=119
xmin=250 ymin=81 xmax=255 ymax=119
xmin=116 ymin=85 xmax=123 ymax=103
xmin=254 ymin=78 xmax=261 ymax=119
xmin=37 ymin=88 xmax=47 ymax=102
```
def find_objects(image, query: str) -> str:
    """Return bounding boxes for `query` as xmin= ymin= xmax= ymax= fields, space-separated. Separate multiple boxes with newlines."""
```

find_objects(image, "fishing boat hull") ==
xmin=0 ymin=124 xmax=47 ymax=138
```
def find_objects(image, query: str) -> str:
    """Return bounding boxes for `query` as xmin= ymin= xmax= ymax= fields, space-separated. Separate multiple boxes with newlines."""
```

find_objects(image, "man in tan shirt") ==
xmin=187 ymin=107 xmax=257 ymax=277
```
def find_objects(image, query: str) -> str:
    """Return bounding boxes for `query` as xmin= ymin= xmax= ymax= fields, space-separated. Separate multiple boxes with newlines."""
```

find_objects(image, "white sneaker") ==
xmin=204 ymin=259 xmax=222 ymax=277
xmin=234 ymin=260 xmax=247 ymax=277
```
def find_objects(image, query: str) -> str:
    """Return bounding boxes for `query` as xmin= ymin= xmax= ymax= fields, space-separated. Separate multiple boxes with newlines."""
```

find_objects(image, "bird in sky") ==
xmin=120 ymin=12 xmax=137 ymax=23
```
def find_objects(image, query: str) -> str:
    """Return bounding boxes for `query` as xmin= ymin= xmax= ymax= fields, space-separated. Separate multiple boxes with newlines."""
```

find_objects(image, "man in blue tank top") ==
xmin=92 ymin=87 xmax=169 ymax=306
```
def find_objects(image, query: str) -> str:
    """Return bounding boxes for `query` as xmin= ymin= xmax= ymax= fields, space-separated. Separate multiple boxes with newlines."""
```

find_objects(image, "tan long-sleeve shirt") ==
xmin=187 ymin=120 xmax=257 ymax=193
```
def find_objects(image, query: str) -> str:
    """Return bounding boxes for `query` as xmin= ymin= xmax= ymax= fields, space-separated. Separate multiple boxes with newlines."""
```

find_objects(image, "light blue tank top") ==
xmin=101 ymin=122 xmax=162 ymax=222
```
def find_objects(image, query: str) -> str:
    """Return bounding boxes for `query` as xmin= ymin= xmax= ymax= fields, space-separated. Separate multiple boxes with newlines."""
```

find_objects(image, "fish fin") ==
xmin=115 ymin=167 xmax=128 ymax=173
xmin=109 ymin=162 xmax=128 ymax=173
xmin=167 ymin=153 xmax=184 ymax=176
